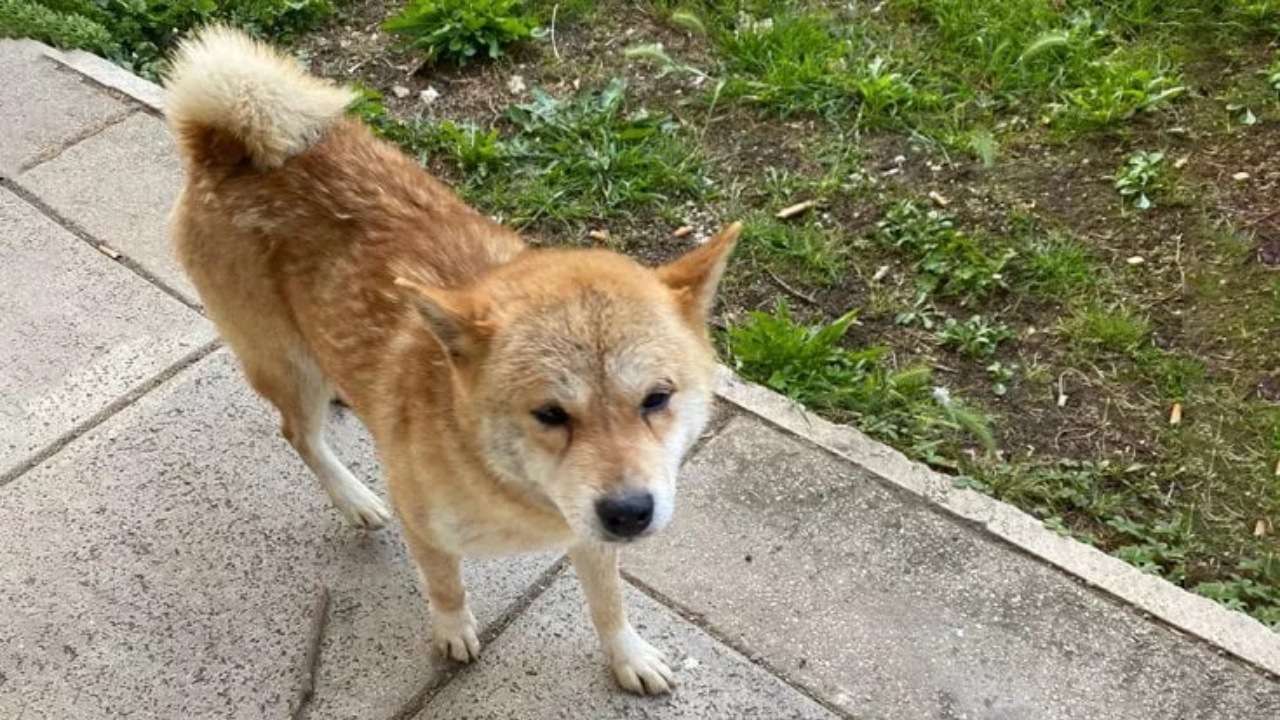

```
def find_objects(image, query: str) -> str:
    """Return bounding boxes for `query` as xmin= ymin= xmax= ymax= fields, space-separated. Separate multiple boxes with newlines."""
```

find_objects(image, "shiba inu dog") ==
xmin=162 ymin=26 xmax=738 ymax=694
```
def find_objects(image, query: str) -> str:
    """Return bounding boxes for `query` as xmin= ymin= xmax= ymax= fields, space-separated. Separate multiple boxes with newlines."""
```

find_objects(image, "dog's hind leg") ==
xmin=243 ymin=348 xmax=391 ymax=529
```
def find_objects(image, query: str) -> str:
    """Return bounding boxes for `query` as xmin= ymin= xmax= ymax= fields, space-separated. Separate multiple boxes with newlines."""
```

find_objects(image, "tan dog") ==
xmin=161 ymin=26 xmax=738 ymax=694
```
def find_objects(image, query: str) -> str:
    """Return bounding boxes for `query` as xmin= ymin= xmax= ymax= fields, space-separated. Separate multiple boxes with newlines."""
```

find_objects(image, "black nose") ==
xmin=595 ymin=491 xmax=655 ymax=539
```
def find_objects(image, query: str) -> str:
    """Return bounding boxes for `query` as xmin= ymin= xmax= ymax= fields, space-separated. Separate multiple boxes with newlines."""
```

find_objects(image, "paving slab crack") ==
xmin=622 ymin=570 xmax=858 ymax=720
xmin=0 ymin=339 xmax=220 ymax=488
xmin=386 ymin=557 xmax=568 ymax=720
xmin=288 ymin=585 xmax=332 ymax=720
xmin=0 ymin=177 xmax=200 ymax=312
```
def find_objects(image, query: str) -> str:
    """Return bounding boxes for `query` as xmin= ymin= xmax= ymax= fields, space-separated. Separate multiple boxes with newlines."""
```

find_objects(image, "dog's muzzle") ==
xmin=595 ymin=490 xmax=655 ymax=540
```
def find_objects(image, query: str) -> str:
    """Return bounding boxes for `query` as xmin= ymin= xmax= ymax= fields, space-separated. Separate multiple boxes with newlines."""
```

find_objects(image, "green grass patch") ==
xmin=1063 ymin=303 xmax=1152 ymax=357
xmin=968 ymin=449 xmax=1280 ymax=628
xmin=714 ymin=11 xmax=927 ymax=126
xmin=1017 ymin=233 xmax=1102 ymax=300
xmin=724 ymin=298 xmax=995 ymax=469
xmin=353 ymin=78 xmax=710 ymax=228
xmin=740 ymin=214 xmax=847 ymax=286
xmin=876 ymin=200 xmax=1015 ymax=303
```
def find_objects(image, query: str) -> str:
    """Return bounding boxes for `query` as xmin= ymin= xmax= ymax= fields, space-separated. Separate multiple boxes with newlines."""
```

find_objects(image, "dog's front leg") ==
xmin=405 ymin=527 xmax=480 ymax=663
xmin=568 ymin=542 xmax=674 ymax=694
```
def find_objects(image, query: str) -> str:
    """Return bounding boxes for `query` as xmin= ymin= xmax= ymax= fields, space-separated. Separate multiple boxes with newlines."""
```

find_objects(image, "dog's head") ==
xmin=397 ymin=223 xmax=739 ymax=543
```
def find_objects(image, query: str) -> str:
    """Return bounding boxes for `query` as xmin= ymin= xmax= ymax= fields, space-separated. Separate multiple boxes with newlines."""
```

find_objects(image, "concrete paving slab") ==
xmin=0 ymin=351 xmax=557 ymax=719
xmin=414 ymin=573 xmax=838 ymax=720
xmin=0 ymin=39 xmax=132 ymax=174
xmin=627 ymin=414 xmax=1280 ymax=719
xmin=15 ymin=112 xmax=198 ymax=303
xmin=0 ymin=186 xmax=213 ymax=477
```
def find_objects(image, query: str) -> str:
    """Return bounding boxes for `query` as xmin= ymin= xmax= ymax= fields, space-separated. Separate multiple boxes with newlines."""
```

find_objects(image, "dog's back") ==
xmin=163 ymin=26 xmax=524 ymax=421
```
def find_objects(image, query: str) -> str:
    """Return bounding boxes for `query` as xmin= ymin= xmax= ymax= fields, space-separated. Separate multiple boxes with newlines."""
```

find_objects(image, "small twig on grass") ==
xmin=550 ymin=4 xmax=560 ymax=60
xmin=764 ymin=268 xmax=819 ymax=306
xmin=775 ymin=199 xmax=816 ymax=220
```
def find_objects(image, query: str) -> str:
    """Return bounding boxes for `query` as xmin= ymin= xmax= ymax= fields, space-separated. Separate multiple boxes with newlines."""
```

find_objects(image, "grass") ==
xmin=1064 ymin=303 xmax=1152 ymax=358
xmin=723 ymin=299 xmax=996 ymax=467
xmin=875 ymin=200 xmax=1015 ymax=303
xmin=353 ymin=78 xmax=710 ymax=229
xmin=740 ymin=213 xmax=847 ymax=286
xmin=714 ymin=11 xmax=927 ymax=126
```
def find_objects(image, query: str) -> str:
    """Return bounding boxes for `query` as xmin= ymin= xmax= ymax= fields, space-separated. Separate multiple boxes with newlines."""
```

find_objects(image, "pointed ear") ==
xmin=657 ymin=221 xmax=741 ymax=323
xmin=394 ymin=277 xmax=495 ymax=360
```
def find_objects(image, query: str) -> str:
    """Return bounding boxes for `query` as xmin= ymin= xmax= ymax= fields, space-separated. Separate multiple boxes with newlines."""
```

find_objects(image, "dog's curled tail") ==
xmin=163 ymin=25 xmax=355 ymax=170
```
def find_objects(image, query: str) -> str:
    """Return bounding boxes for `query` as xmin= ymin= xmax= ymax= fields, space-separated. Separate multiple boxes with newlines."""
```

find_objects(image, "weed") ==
xmin=1197 ymin=572 xmax=1280 ymax=630
xmin=894 ymin=293 xmax=941 ymax=330
xmin=877 ymin=200 xmax=1014 ymax=302
xmin=937 ymin=315 xmax=1013 ymax=358
xmin=1115 ymin=150 xmax=1166 ymax=210
xmin=1055 ymin=54 xmax=1185 ymax=130
xmin=1269 ymin=57 xmax=1280 ymax=94
xmin=986 ymin=361 xmax=1015 ymax=396
xmin=1150 ymin=353 xmax=1205 ymax=402
xmin=384 ymin=0 xmax=535 ymax=66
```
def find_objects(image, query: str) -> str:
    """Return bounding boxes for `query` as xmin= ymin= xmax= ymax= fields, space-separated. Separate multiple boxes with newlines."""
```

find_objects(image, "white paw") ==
xmin=330 ymin=481 xmax=391 ymax=530
xmin=432 ymin=606 xmax=480 ymax=663
xmin=606 ymin=626 xmax=675 ymax=695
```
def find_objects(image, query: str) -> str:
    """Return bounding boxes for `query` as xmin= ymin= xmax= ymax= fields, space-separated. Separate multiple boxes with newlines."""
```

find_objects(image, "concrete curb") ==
xmin=712 ymin=366 xmax=1280 ymax=679
xmin=42 ymin=46 xmax=164 ymax=112
xmin=41 ymin=39 xmax=1278 ymax=680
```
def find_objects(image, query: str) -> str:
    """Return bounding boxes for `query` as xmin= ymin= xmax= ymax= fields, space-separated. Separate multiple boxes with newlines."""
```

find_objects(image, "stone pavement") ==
xmin=1 ymin=38 xmax=1278 ymax=720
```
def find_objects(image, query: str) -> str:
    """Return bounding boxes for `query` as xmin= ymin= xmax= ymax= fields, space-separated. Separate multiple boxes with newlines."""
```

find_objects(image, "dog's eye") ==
xmin=640 ymin=390 xmax=672 ymax=413
xmin=532 ymin=404 xmax=570 ymax=427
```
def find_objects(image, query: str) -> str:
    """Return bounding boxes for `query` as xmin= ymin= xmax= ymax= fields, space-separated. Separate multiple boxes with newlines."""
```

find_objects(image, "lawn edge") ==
xmin=713 ymin=364 xmax=1280 ymax=679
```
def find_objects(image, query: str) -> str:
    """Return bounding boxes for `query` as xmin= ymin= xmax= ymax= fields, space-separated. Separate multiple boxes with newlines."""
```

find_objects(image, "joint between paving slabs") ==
xmin=15 ymin=106 xmax=138 ymax=174
xmin=0 ymin=177 xmax=201 ymax=314
xmin=385 ymin=557 xmax=569 ymax=720
xmin=621 ymin=570 xmax=859 ymax=720
xmin=683 ymin=402 xmax=739 ymax=462
xmin=0 ymin=339 xmax=220 ymax=489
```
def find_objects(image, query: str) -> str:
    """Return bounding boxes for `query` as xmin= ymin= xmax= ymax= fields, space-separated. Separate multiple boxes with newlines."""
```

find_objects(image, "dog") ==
xmin=161 ymin=26 xmax=738 ymax=694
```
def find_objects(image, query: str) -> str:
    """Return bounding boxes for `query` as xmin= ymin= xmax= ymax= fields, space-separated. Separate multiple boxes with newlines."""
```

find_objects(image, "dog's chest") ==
xmin=429 ymin=495 xmax=575 ymax=558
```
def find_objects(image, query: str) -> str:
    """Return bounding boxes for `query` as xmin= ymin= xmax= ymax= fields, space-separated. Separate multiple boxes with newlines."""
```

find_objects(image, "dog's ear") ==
xmin=394 ymin=278 xmax=494 ymax=360
xmin=657 ymin=221 xmax=741 ymax=324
